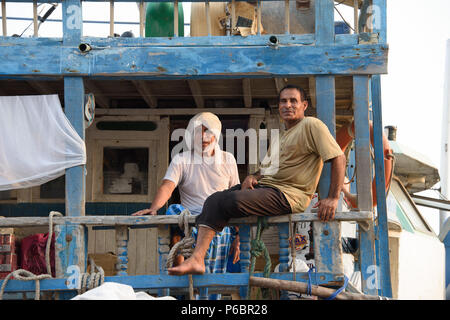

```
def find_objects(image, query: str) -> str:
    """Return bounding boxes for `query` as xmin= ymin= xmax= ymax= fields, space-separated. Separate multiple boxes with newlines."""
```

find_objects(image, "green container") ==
xmin=145 ymin=2 xmax=184 ymax=37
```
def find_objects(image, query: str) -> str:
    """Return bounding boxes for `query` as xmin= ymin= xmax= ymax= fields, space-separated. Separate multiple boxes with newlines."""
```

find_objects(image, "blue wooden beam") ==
xmin=0 ymin=42 xmax=388 ymax=78
xmin=0 ymin=272 xmax=343 ymax=293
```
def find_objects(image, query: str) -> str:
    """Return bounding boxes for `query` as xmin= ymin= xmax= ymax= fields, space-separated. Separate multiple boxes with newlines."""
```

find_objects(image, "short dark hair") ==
xmin=278 ymin=84 xmax=307 ymax=103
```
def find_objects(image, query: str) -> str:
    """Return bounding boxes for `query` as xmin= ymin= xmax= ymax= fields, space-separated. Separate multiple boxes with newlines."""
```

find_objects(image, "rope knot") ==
xmin=166 ymin=209 xmax=195 ymax=269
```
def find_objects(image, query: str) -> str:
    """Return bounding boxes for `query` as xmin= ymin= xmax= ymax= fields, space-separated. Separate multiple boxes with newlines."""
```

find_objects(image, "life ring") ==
xmin=336 ymin=121 xmax=394 ymax=208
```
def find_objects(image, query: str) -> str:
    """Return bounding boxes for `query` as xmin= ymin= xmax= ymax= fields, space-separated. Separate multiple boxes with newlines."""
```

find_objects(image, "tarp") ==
xmin=0 ymin=95 xmax=86 ymax=191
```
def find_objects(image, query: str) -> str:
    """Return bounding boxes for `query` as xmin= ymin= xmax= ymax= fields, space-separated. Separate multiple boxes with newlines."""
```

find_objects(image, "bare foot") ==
xmin=168 ymin=256 xmax=205 ymax=275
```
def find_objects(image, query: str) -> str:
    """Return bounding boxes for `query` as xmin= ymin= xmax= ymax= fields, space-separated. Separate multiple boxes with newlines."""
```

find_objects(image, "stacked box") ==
xmin=0 ymin=234 xmax=18 ymax=279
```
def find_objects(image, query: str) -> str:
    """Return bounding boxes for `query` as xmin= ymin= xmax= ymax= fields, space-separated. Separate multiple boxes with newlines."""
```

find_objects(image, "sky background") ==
xmin=2 ymin=0 xmax=450 ymax=234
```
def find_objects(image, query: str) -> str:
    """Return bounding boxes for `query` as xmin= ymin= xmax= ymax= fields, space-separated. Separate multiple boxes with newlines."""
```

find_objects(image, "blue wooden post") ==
xmin=371 ymin=75 xmax=392 ymax=298
xmin=54 ymin=0 xmax=86 ymax=301
xmin=278 ymin=222 xmax=290 ymax=299
xmin=313 ymin=0 xmax=344 ymax=284
xmin=63 ymin=0 xmax=85 ymax=217
xmin=315 ymin=0 xmax=335 ymax=46
xmin=157 ymin=225 xmax=171 ymax=297
xmin=354 ymin=75 xmax=378 ymax=295
xmin=115 ymin=226 xmax=129 ymax=276
xmin=238 ymin=224 xmax=251 ymax=299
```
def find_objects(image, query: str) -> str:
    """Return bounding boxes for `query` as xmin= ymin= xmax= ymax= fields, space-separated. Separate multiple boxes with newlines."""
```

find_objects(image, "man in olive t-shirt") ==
xmin=168 ymin=84 xmax=346 ymax=276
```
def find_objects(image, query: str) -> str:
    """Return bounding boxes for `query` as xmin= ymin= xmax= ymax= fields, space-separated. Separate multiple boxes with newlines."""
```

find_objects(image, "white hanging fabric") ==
xmin=0 ymin=94 xmax=86 ymax=191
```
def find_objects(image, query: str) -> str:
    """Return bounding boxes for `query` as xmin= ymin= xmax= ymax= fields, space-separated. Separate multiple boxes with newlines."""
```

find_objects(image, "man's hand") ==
xmin=312 ymin=198 xmax=339 ymax=222
xmin=229 ymin=235 xmax=241 ymax=264
xmin=241 ymin=175 xmax=259 ymax=190
xmin=132 ymin=208 xmax=158 ymax=216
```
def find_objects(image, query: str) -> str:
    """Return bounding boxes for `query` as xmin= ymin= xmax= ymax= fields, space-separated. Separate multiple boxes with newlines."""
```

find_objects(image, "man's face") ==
xmin=194 ymin=125 xmax=216 ymax=152
xmin=278 ymin=88 xmax=308 ymax=123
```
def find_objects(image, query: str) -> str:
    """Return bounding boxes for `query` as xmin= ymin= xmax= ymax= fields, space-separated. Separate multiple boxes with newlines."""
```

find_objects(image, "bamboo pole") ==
xmin=109 ymin=0 xmax=114 ymax=37
xmin=33 ymin=0 xmax=38 ymax=37
xmin=354 ymin=0 xmax=359 ymax=34
xmin=231 ymin=0 xmax=236 ymax=31
xmin=249 ymin=277 xmax=390 ymax=300
xmin=174 ymin=0 xmax=179 ymax=37
xmin=2 ymin=0 xmax=7 ymax=36
xmin=284 ymin=0 xmax=290 ymax=34
xmin=256 ymin=0 xmax=261 ymax=35
xmin=205 ymin=0 xmax=211 ymax=36
xmin=139 ymin=0 xmax=145 ymax=37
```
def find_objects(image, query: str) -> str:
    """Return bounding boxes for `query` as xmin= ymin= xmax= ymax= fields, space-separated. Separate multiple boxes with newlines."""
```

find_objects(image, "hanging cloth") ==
xmin=0 ymin=94 xmax=86 ymax=190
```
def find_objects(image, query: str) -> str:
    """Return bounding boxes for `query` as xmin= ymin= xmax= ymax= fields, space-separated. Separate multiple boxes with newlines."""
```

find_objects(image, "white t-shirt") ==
xmin=163 ymin=150 xmax=240 ymax=215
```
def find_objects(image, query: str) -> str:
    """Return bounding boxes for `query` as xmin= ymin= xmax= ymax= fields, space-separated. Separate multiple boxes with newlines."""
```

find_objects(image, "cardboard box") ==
xmin=88 ymin=253 xmax=117 ymax=276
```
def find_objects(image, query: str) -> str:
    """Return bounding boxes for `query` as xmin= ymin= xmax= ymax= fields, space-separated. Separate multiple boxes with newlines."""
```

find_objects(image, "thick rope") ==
xmin=0 ymin=270 xmax=51 ymax=300
xmin=78 ymin=257 xmax=105 ymax=295
xmin=0 ymin=211 xmax=62 ymax=300
xmin=166 ymin=209 xmax=195 ymax=268
xmin=247 ymin=216 xmax=271 ymax=299
xmin=165 ymin=209 xmax=195 ymax=300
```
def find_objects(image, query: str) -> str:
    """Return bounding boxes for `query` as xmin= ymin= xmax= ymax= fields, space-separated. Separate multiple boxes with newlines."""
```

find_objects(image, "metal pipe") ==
xmin=78 ymin=43 xmax=92 ymax=53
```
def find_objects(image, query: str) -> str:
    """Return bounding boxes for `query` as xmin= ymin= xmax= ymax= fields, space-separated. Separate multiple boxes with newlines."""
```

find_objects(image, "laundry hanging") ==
xmin=0 ymin=94 xmax=86 ymax=191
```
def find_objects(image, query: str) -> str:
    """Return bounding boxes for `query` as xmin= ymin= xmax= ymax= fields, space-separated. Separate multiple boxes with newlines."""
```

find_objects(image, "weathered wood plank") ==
xmin=371 ymin=74 xmax=392 ymax=297
xmin=0 ymin=211 xmax=373 ymax=227
xmin=242 ymin=78 xmax=252 ymax=108
xmin=315 ymin=0 xmax=335 ymax=46
xmin=353 ymin=75 xmax=378 ymax=296
xmin=95 ymin=108 xmax=266 ymax=116
xmin=0 ymin=43 xmax=388 ymax=77
xmin=0 ymin=272 xmax=342 ymax=294
xmin=64 ymin=78 xmax=85 ymax=217
xmin=187 ymin=79 xmax=205 ymax=108
xmin=131 ymin=80 xmax=157 ymax=108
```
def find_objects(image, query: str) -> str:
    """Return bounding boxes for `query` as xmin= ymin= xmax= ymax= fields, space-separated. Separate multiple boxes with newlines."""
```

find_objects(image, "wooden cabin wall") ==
xmin=87 ymin=226 xmax=158 ymax=275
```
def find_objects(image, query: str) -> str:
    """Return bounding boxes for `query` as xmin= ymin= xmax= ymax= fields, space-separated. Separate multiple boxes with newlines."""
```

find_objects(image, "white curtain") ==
xmin=0 ymin=94 xmax=86 ymax=191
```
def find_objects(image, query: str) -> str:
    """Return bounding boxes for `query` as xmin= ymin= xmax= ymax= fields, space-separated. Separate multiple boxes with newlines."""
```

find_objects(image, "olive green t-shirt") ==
xmin=258 ymin=117 xmax=343 ymax=213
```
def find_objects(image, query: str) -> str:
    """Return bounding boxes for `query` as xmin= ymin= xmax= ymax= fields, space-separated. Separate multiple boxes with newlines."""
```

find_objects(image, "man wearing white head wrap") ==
xmin=132 ymin=112 xmax=241 ymax=299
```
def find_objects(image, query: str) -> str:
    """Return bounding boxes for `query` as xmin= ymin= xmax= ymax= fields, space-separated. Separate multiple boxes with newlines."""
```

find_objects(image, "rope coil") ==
xmin=78 ymin=257 xmax=105 ymax=295
xmin=0 ymin=211 xmax=104 ymax=300
xmin=0 ymin=211 xmax=62 ymax=300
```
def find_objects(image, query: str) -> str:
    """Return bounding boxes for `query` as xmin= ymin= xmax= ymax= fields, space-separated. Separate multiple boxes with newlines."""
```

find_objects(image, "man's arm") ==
xmin=312 ymin=154 xmax=346 ymax=221
xmin=132 ymin=179 xmax=176 ymax=215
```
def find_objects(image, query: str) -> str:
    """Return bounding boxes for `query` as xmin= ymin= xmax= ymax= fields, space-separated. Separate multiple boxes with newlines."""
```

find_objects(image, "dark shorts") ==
xmin=195 ymin=184 xmax=292 ymax=232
